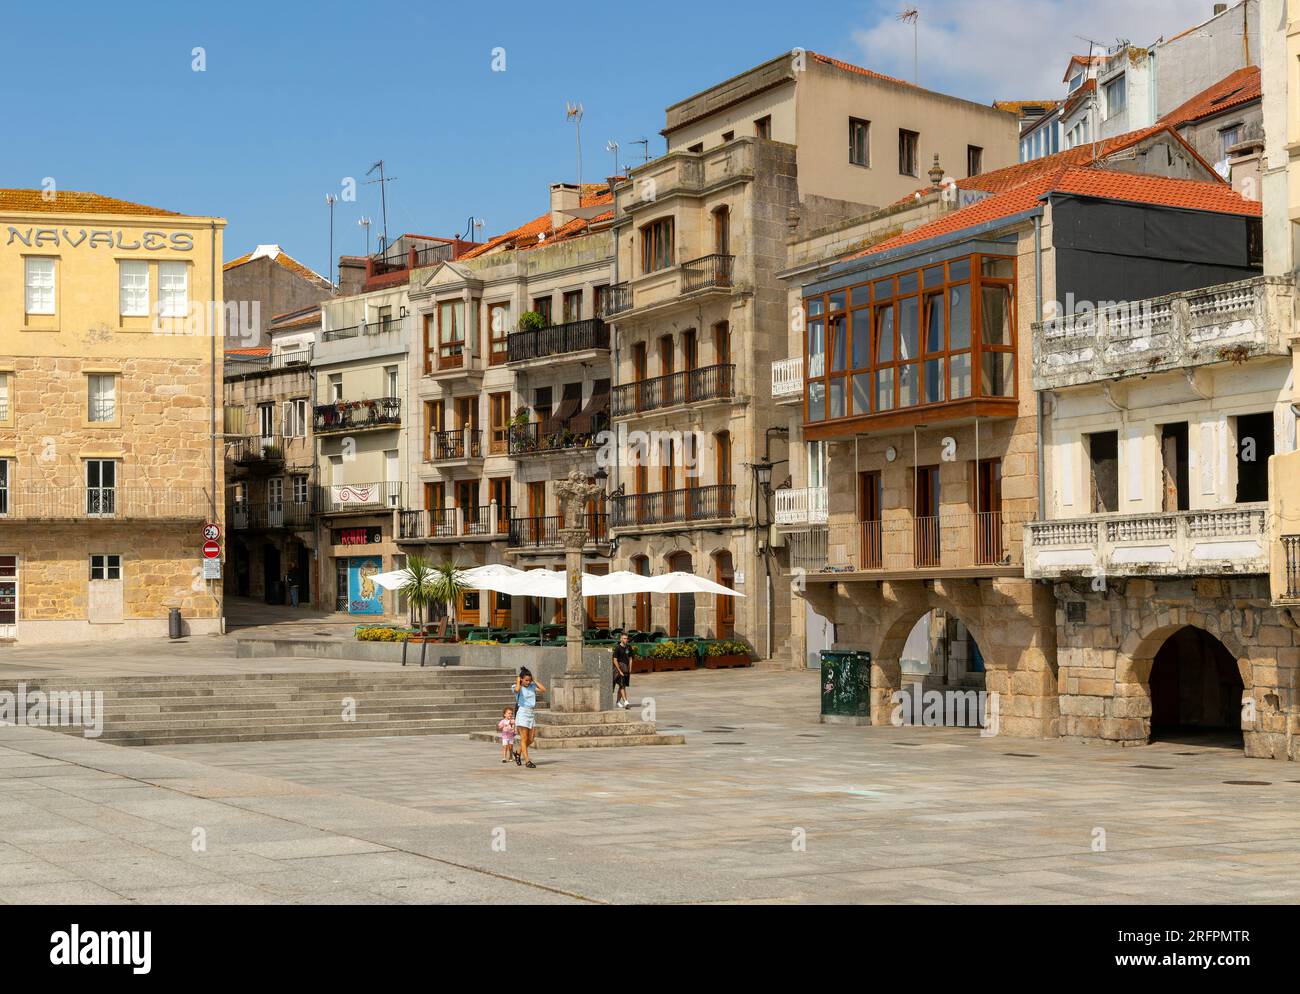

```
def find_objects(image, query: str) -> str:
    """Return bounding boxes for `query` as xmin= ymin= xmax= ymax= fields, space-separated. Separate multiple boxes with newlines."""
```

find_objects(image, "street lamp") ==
xmin=751 ymin=456 xmax=775 ymax=495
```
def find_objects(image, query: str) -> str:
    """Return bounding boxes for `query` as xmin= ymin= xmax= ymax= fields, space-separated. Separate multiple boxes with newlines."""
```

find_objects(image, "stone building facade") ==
xmin=0 ymin=189 xmax=225 ymax=642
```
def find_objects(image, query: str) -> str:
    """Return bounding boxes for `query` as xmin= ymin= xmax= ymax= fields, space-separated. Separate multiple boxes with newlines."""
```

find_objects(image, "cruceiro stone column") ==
xmin=550 ymin=469 xmax=605 ymax=713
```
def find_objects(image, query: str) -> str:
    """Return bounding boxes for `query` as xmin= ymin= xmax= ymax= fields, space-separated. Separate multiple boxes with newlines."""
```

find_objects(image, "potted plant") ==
xmin=650 ymin=639 xmax=698 ymax=673
xmin=518 ymin=310 xmax=547 ymax=332
xmin=704 ymin=639 xmax=752 ymax=669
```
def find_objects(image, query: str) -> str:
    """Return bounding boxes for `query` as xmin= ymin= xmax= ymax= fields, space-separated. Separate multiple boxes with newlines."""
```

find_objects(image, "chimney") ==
xmin=1213 ymin=3 xmax=1227 ymax=14
xmin=549 ymin=182 xmax=582 ymax=231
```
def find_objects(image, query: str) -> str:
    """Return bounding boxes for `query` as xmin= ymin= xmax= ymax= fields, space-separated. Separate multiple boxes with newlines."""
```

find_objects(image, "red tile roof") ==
xmin=458 ymin=184 xmax=614 ymax=260
xmin=224 ymin=346 xmax=272 ymax=358
xmin=0 ymin=188 xmax=184 ymax=217
xmin=224 ymin=244 xmax=331 ymax=288
xmin=1159 ymin=66 xmax=1260 ymax=127
xmin=855 ymin=166 xmax=1258 ymax=262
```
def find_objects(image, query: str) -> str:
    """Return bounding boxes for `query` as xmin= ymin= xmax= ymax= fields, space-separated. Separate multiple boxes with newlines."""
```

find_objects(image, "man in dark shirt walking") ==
xmin=612 ymin=633 xmax=633 ymax=710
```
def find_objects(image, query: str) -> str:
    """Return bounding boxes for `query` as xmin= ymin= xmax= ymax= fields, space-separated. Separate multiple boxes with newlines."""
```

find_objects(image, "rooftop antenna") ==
xmin=461 ymin=216 xmax=484 ymax=242
xmin=364 ymin=160 xmax=396 ymax=250
xmin=630 ymin=137 xmax=649 ymax=165
xmin=1074 ymin=35 xmax=1104 ymax=166
xmin=605 ymin=139 xmax=620 ymax=180
xmin=566 ymin=102 xmax=585 ymax=188
xmin=898 ymin=8 xmax=919 ymax=85
xmin=358 ymin=216 xmax=372 ymax=257
xmin=324 ymin=193 xmax=337 ymax=291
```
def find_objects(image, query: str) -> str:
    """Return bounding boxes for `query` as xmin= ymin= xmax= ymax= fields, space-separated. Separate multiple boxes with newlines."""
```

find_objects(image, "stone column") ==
xmin=550 ymin=469 xmax=606 ymax=712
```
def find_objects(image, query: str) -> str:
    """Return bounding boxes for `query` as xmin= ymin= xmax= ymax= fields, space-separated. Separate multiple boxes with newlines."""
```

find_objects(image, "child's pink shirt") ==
xmin=498 ymin=718 xmax=515 ymax=741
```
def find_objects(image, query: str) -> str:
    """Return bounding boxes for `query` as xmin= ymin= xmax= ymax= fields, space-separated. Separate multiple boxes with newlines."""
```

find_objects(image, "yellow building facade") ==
xmin=0 ymin=190 xmax=225 ymax=642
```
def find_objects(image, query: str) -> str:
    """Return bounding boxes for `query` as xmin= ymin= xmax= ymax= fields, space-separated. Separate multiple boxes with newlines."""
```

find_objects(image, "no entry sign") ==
xmin=202 ymin=540 xmax=221 ymax=560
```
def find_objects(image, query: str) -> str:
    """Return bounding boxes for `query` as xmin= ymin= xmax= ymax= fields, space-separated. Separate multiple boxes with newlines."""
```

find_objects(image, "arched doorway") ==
xmin=667 ymin=551 xmax=694 ymax=637
xmin=890 ymin=608 xmax=987 ymax=728
xmin=713 ymin=551 xmax=735 ymax=638
xmin=1148 ymin=626 xmax=1244 ymax=747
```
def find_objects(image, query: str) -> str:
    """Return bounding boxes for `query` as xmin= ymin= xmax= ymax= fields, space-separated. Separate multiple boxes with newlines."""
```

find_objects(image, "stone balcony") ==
xmin=1024 ymin=504 xmax=1269 ymax=580
xmin=1031 ymin=276 xmax=1294 ymax=391
xmin=772 ymin=356 xmax=803 ymax=403
xmin=774 ymin=487 xmax=827 ymax=525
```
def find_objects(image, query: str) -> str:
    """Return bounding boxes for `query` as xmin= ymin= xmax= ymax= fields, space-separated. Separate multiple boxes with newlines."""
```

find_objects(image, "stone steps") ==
xmin=0 ymin=668 xmax=538 ymax=746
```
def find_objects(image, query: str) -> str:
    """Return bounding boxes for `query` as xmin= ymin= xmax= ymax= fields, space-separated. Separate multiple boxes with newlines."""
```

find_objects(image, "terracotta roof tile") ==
xmin=458 ymin=184 xmax=613 ymax=261
xmin=0 ymin=188 xmax=184 ymax=217
xmin=805 ymin=51 xmax=916 ymax=89
xmin=224 ymin=346 xmax=272 ymax=358
xmin=224 ymin=244 xmax=331 ymax=288
xmin=1159 ymin=66 xmax=1260 ymax=127
xmin=856 ymin=167 xmax=1258 ymax=262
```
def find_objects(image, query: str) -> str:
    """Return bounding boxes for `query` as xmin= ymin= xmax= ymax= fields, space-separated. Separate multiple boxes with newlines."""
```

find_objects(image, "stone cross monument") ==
xmin=550 ymin=468 xmax=606 ymax=712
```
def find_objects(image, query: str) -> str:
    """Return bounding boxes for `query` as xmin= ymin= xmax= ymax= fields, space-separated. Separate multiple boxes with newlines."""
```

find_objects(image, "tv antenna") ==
xmin=461 ymin=216 xmax=484 ymax=242
xmin=898 ymin=8 xmax=919 ymax=85
xmin=605 ymin=139 xmax=620 ymax=181
xmin=630 ymin=137 xmax=649 ymax=165
xmin=566 ymin=102 xmax=585 ymax=188
xmin=324 ymin=194 xmax=337 ymax=290
xmin=364 ymin=160 xmax=396 ymax=249
xmin=358 ymin=216 xmax=372 ymax=256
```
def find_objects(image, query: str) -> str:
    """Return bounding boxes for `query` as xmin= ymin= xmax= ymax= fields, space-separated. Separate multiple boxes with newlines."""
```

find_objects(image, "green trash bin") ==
xmin=820 ymin=650 xmax=872 ymax=723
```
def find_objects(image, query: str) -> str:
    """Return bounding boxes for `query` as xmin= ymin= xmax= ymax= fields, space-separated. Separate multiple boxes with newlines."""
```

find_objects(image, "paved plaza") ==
xmin=0 ymin=631 xmax=1298 ymax=904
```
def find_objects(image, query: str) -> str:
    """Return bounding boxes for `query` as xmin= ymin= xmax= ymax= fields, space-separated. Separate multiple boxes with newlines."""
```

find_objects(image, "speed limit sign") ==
xmin=203 ymin=523 xmax=222 ymax=542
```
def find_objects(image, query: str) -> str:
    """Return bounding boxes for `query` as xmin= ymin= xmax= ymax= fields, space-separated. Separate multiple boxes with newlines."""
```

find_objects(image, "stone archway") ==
xmin=1118 ymin=612 xmax=1253 ymax=752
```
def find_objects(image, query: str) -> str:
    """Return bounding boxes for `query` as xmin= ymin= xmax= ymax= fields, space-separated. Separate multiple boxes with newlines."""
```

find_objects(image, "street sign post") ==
xmin=202 ymin=540 xmax=221 ymax=560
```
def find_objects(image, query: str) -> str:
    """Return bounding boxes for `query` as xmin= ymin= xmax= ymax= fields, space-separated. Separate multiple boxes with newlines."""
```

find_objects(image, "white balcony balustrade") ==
xmin=772 ymin=356 xmax=803 ymax=401
xmin=774 ymin=487 xmax=828 ymax=525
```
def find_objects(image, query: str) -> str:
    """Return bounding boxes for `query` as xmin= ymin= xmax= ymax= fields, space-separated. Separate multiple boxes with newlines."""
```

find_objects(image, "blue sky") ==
xmin=2 ymin=0 xmax=1203 ymax=275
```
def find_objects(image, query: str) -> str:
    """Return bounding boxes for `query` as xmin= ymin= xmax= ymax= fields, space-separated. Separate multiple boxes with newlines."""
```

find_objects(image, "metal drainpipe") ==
xmin=210 ymin=221 xmax=222 ymax=631
xmin=1034 ymin=213 xmax=1046 ymax=518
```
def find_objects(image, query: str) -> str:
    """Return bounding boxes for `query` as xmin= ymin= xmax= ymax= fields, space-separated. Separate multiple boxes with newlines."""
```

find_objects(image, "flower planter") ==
xmin=704 ymin=653 xmax=751 ymax=670
xmin=652 ymin=655 xmax=696 ymax=673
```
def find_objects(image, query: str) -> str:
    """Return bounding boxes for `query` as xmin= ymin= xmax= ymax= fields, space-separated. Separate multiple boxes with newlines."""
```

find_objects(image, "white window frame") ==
xmin=268 ymin=477 xmax=284 ymax=511
xmin=119 ymin=260 xmax=149 ymax=317
xmin=86 ymin=460 xmax=117 ymax=516
xmin=87 ymin=374 xmax=117 ymax=423
xmin=292 ymin=474 xmax=308 ymax=505
xmin=24 ymin=258 xmax=55 ymax=315
xmin=258 ymin=402 xmax=275 ymax=442
xmin=283 ymin=398 xmax=307 ymax=438
xmin=89 ymin=554 xmax=122 ymax=581
xmin=1104 ymin=75 xmax=1126 ymax=120
xmin=157 ymin=261 xmax=188 ymax=318
xmin=0 ymin=372 xmax=9 ymax=421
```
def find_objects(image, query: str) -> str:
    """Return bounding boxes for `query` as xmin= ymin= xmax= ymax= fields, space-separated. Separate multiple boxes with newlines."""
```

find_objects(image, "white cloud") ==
xmin=849 ymin=0 xmax=1213 ymax=100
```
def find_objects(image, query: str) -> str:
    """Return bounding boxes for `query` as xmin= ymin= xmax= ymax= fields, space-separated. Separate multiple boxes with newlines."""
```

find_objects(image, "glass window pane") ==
xmin=808 ymin=381 xmax=826 ymax=421
xmin=828 ymin=290 xmax=846 ymax=312
xmin=981 ymin=285 xmax=1012 ymax=346
xmin=807 ymin=320 xmax=825 ymax=378
xmin=948 ymin=258 xmax=971 ymax=282
xmin=923 ymin=265 xmax=944 ymax=288
xmin=829 ymin=315 xmax=847 ymax=372
xmin=828 ymin=378 xmax=846 ymax=419
xmin=981 ymin=256 xmax=1015 ymax=279
xmin=873 ymin=278 xmax=894 ymax=300
xmin=981 ymin=353 xmax=1015 ymax=397
xmin=950 ymin=353 xmax=972 ymax=399
xmin=851 ymin=284 xmax=871 ymax=307
xmin=851 ymin=309 xmax=872 ymax=368
xmin=852 ymin=373 xmax=871 ymax=415
xmin=949 ymin=284 xmax=971 ymax=350
xmin=898 ymin=297 xmax=919 ymax=361
xmin=875 ymin=306 xmax=894 ymax=364
xmin=806 ymin=296 xmax=824 ymax=317
xmin=897 ymin=272 xmax=918 ymax=296
xmin=874 ymin=369 xmax=895 ymax=411
xmin=923 ymin=357 xmax=945 ymax=404
xmin=924 ymin=293 xmax=944 ymax=353
xmin=898 ymin=363 xmax=919 ymax=407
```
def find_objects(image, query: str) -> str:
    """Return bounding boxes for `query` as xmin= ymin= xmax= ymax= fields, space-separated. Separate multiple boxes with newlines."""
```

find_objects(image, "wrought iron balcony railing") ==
xmin=399 ymin=505 xmax=507 ymax=540
xmin=610 ymin=485 xmax=736 ymax=527
xmin=1284 ymin=535 xmax=1300 ymax=600
xmin=316 ymin=481 xmax=402 ymax=513
xmin=506 ymin=318 xmax=609 ymax=363
xmin=599 ymin=284 xmax=632 ymax=318
xmin=612 ymin=364 xmax=735 ymax=417
xmin=508 ymin=514 xmax=609 ymax=549
xmin=507 ymin=415 xmax=610 ymax=457
xmin=680 ymin=253 xmax=734 ymax=294
xmin=229 ymin=501 xmax=314 ymax=530
xmin=313 ymin=398 xmax=401 ymax=434
xmin=428 ymin=428 xmax=483 ymax=461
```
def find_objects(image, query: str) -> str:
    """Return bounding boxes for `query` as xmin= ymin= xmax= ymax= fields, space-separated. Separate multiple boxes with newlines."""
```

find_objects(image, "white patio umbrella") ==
xmin=639 ymin=571 xmax=746 ymax=597
xmin=369 ymin=563 xmax=524 ymax=593
xmin=368 ymin=568 xmax=414 ymax=592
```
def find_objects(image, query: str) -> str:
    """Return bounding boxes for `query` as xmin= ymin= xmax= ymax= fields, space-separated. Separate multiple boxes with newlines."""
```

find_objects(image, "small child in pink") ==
xmin=498 ymin=707 xmax=516 ymax=764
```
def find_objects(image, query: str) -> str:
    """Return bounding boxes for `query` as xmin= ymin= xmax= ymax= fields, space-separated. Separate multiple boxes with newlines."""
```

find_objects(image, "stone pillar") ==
xmin=549 ymin=468 xmax=605 ymax=713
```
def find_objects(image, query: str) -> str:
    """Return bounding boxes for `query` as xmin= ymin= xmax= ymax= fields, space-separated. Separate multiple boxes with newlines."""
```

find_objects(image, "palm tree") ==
xmin=430 ymin=559 xmax=470 ymax=641
xmin=400 ymin=556 xmax=437 ymax=631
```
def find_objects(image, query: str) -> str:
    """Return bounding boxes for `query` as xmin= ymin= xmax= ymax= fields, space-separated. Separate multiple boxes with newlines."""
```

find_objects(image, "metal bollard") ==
xmin=168 ymin=608 xmax=183 ymax=639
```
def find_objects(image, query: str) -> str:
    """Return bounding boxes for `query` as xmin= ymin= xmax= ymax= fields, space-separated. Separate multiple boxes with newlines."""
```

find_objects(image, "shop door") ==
xmin=0 ymin=556 xmax=16 ymax=640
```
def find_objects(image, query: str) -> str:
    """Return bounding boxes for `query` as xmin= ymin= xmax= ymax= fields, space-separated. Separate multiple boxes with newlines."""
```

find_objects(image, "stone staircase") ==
xmin=469 ymin=709 xmax=685 ymax=749
xmin=0 ymin=669 xmax=528 ymax=747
